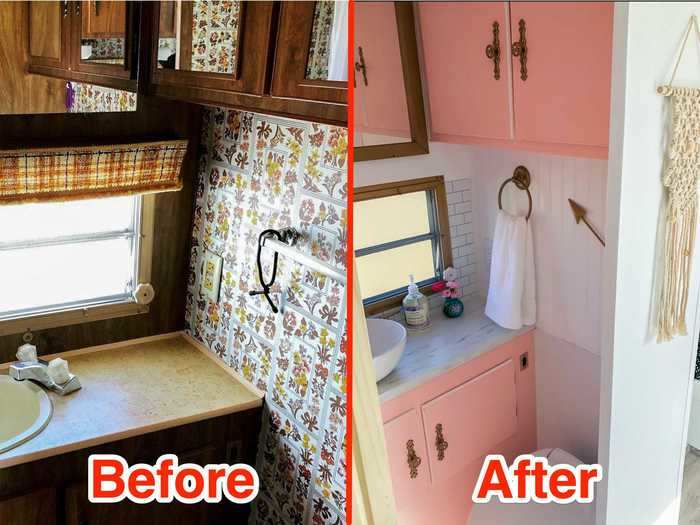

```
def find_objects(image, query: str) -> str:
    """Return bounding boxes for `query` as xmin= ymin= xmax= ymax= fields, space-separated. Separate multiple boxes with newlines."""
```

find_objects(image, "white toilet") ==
xmin=468 ymin=448 xmax=596 ymax=525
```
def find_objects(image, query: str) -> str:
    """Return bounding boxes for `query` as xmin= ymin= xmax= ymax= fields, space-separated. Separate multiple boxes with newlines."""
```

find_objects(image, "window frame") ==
xmin=354 ymin=176 xmax=453 ymax=315
xmin=0 ymin=194 xmax=156 ymax=336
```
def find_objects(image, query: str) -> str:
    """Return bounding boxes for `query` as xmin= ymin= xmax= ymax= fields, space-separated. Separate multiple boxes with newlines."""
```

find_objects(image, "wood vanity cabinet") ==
xmin=419 ymin=1 xmax=613 ymax=158
xmin=27 ymin=0 xmax=138 ymax=91
xmin=381 ymin=332 xmax=536 ymax=525
xmin=147 ymin=1 xmax=347 ymax=126
xmin=0 ymin=409 xmax=261 ymax=525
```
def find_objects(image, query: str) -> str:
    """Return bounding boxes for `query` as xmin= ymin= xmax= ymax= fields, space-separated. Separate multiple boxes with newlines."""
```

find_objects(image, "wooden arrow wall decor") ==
xmin=568 ymin=198 xmax=605 ymax=247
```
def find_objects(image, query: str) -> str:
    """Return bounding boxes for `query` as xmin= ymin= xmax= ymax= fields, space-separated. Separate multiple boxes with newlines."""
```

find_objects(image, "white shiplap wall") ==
xmin=472 ymin=148 xmax=608 ymax=356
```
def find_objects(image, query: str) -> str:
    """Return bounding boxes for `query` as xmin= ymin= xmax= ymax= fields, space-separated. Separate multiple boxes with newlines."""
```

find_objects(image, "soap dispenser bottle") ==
xmin=403 ymin=275 xmax=430 ymax=329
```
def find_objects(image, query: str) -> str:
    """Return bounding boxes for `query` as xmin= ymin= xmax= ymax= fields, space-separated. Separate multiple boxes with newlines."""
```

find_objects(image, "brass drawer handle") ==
xmin=406 ymin=439 xmax=422 ymax=478
xmin=435 ymin=423 xmax=449 ymax=461
xmin=511 ymin=18 xmax=528 ymax=81
xmin=485 ymin=21 xmax=501 ymax=80
xmin=63 ymin=0 xmax=69 ymax=17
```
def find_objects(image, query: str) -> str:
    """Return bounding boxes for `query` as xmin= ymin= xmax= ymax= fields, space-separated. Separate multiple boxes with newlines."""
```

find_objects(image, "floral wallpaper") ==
xmin=190 ymin=0 xmax=242 ymax=74
xmin=185 ymin=108 xmax=347 ymax=525
xmin=81 ymin=37 xmax=125 ymax=62
xmin=306 ymin=1 xmax=335 ymax=80
xmin=66 ymin=82 xmax=137 ymax=113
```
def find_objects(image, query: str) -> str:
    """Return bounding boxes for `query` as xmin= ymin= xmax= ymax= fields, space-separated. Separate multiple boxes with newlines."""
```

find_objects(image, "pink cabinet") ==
xmin=418 ymin=2 xmax=511 ymax=141
xmin=354 ymin=2 xmax=411 ymax=141
xmin=419 ymin=1 xmax=613 ymax=158
xmin=510 ymin=2 xmax=613 ymax=148
xmin=381 ymin=332 xmax=536 ymax=525
xmin=384 ymin=409 xmax=431 ymax=500
xmin=421 ymin=359 xmax=518 ymax=484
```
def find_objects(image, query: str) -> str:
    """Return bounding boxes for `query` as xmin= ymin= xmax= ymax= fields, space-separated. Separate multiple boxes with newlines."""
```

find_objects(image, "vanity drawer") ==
xmin=420 ymin=359 xmax=518 ymax=483
xmin=384 ymin=409 xmax=431 ymax=507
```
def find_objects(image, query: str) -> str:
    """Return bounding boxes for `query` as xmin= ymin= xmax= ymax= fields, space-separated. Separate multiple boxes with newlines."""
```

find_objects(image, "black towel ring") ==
xmin=497 ymin=165 xmax=533 ymax=221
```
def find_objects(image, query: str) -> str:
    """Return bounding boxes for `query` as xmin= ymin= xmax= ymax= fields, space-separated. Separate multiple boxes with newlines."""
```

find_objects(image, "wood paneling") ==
xmin=0 ymin=2 xmax=65 ymax=115
xmin=29 ymin=2 xmax=62 ymax=60
xmin=0 ymin=96 xmax=202 ymax=362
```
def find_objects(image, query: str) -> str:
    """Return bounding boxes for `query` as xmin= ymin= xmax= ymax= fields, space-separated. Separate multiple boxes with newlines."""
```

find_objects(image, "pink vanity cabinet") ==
xmin=419 ymin=2 xmax=613 ymax=159
xmin=381 ymin=331 xmax=536 ymax=525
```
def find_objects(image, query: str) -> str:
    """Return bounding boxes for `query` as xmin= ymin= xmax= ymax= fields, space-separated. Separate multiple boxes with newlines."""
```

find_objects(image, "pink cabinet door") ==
xmin=354 ymin=2 xmax=411 ymax=141
xmin=420 ymin=359 xmax=518 ymax=484
xmin=383 ymin=409 xmax=430 ymax=517
xmin=510 ymin=2 xmax=613 ymax=147
xmin=419 ymin=2 xmax=511 ymax=140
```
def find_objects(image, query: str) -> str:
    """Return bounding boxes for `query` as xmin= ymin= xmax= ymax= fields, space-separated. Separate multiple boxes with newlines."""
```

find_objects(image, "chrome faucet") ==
xmin=10 ymin=359 xmax=81 ymax=396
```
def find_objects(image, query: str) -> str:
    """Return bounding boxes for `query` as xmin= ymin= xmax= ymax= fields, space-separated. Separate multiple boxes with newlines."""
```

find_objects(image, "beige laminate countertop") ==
xmin=0 ymin=332 xmax=263 ymax=469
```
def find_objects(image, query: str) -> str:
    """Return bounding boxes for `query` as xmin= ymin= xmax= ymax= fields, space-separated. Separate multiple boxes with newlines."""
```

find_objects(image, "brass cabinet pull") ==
xmin=406 ymin=439 xmax=422 ymax=478
xmin=435 ymin=423 xmax=449 ymax=461
xmin=75 ymin=0 xmax=81 ymax=17
xmin=485 ymin=21 xmax=501 ymax=80
xmin=63 ymin=1 xmax=69 ymax=17
xmin=511 ymin=18 xmax=528 ymax=81
xmin=355 ymin=46 xmax=368 ymax=87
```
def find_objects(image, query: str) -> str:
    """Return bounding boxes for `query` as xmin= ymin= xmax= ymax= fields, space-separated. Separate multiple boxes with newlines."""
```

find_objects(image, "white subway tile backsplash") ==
xmin=447 ymin=192 xmax=463 ymax=205
xmin=445 ymin=176 xmax=477 ymax=300
xmin=453 ymin=178 xmax=472 ymax=191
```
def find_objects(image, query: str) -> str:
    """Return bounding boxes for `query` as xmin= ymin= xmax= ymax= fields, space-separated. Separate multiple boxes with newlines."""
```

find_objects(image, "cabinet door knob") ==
xmin=511 ymin=18 xmax=528 ymax=81
xmin=406 ymin=439 xmax=422 ymax=478
xmin=485 ymin=21 xmax=501 ymax=80
xmin=435 ymin=423 xmax=449 ymax=461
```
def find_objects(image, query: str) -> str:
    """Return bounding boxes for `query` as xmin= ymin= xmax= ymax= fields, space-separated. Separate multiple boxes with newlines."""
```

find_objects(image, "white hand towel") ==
xmin=485 ymin=210 xmax=536 ymax=329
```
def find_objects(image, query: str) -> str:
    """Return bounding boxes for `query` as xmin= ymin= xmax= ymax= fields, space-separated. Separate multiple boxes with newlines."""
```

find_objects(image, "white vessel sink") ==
xmin=0 ymin=375 xmax=52 ymax=454
xmin=367 ymin=318 xmax=407 ymax=382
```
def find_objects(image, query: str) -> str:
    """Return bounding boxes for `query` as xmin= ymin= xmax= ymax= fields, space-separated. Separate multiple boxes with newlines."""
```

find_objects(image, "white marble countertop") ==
xmin=377 ymin=297 xmax=533 ymax=403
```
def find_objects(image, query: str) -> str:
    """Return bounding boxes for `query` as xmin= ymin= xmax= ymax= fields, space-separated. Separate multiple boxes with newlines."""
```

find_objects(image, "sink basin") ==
xmin=367 ymin=318 xmax=407 ymax=382
xmin=0 ymin=375 xmax=52 ymax=454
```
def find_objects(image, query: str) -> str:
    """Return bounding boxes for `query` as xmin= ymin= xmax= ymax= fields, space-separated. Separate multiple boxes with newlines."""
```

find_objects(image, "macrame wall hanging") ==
xmin=656 ymin=16 xmax=700 ymax=342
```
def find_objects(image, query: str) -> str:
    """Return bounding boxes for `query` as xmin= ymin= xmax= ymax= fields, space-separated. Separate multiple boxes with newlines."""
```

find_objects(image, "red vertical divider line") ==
xmin=346 ymin=0 xmax=355 ymax=522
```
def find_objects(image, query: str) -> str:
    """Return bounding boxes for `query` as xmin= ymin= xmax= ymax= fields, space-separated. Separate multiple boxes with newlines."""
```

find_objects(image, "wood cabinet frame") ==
xmin=355 ymin=2 xmax=429 ymax=162
xmin=270 ymin=1 xmax=347 ymax=104
xmin=354 ymin=176 xmax=453 ymax=315
xmin=149 ymin=1 xmax=270 ymax=95
xmin=27 ymin=1 xmax=138 ymax=91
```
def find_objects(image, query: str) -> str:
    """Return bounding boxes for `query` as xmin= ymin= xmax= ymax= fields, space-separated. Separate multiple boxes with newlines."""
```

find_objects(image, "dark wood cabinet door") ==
xmin=27 ymin=1 xmax=71 ymax=70
xmin=81 ymin=0 xmax=127 ymax=38
xmin=271 ymin=1 xmax=347 ymax=104
xmin=0 ymin=488 xmax=57 ymax=525
xmin=149 ymin=1 xmax=273 ymax=96
xmin=69 ymin=0 xmax=138 ymax=90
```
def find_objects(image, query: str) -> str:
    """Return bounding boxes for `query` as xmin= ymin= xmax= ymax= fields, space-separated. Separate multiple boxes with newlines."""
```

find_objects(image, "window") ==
xmin=354 ymin=176 xmax=452 ymax=314
xmin=0 ymin=195 xmax=154 ymax=335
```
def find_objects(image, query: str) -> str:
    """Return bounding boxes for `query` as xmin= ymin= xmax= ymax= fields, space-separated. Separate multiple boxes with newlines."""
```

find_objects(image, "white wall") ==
xmin=470 ymin=147 xmax=606 ymax=464
xmin=598 ymin=4 xmax=700 ymax=524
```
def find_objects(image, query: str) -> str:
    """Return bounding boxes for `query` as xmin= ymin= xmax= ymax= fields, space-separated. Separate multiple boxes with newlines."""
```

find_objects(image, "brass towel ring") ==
xmin=498 ymin=166 xmax=533 ymax=221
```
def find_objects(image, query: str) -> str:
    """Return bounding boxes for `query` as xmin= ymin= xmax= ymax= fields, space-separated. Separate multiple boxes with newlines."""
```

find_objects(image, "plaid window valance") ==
xmin=0 ymin=140 xmax=188 ymax=204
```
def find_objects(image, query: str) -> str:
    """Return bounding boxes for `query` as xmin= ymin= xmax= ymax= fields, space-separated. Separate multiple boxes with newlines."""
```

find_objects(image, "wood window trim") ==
xmin=0 ymin=194 xmax=156 ymax=337
xmin=354 ymin=176 xmax=453 ymax=316
xmin=355 ymin=2 xmax=429 ymax=162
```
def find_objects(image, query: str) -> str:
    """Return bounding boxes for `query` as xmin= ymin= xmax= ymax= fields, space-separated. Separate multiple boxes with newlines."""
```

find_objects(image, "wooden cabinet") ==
xmin=28 ymin=1 xmax=70 ymax=71
xmin=148 ymin=1 xmax=347 ymax=125
xmin=0 ymin=409 xmax=261 ymax=525
xmin=381 ymin=333 xmax=536 ymax=525
xmin=0 ymin=488 xmax=57 ymax=525
xmin=27 ymin=0 xmax=137 ymax=91
xmin=81 ymin=0 xmax=126 ymax=38
xmin=419 ymin=2 xmax=613 ymax=158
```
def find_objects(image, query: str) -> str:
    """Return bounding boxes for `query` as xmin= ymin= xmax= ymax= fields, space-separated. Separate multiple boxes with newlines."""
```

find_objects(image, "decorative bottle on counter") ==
xmin=402 ymin=275 xmax=430 ymax=329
